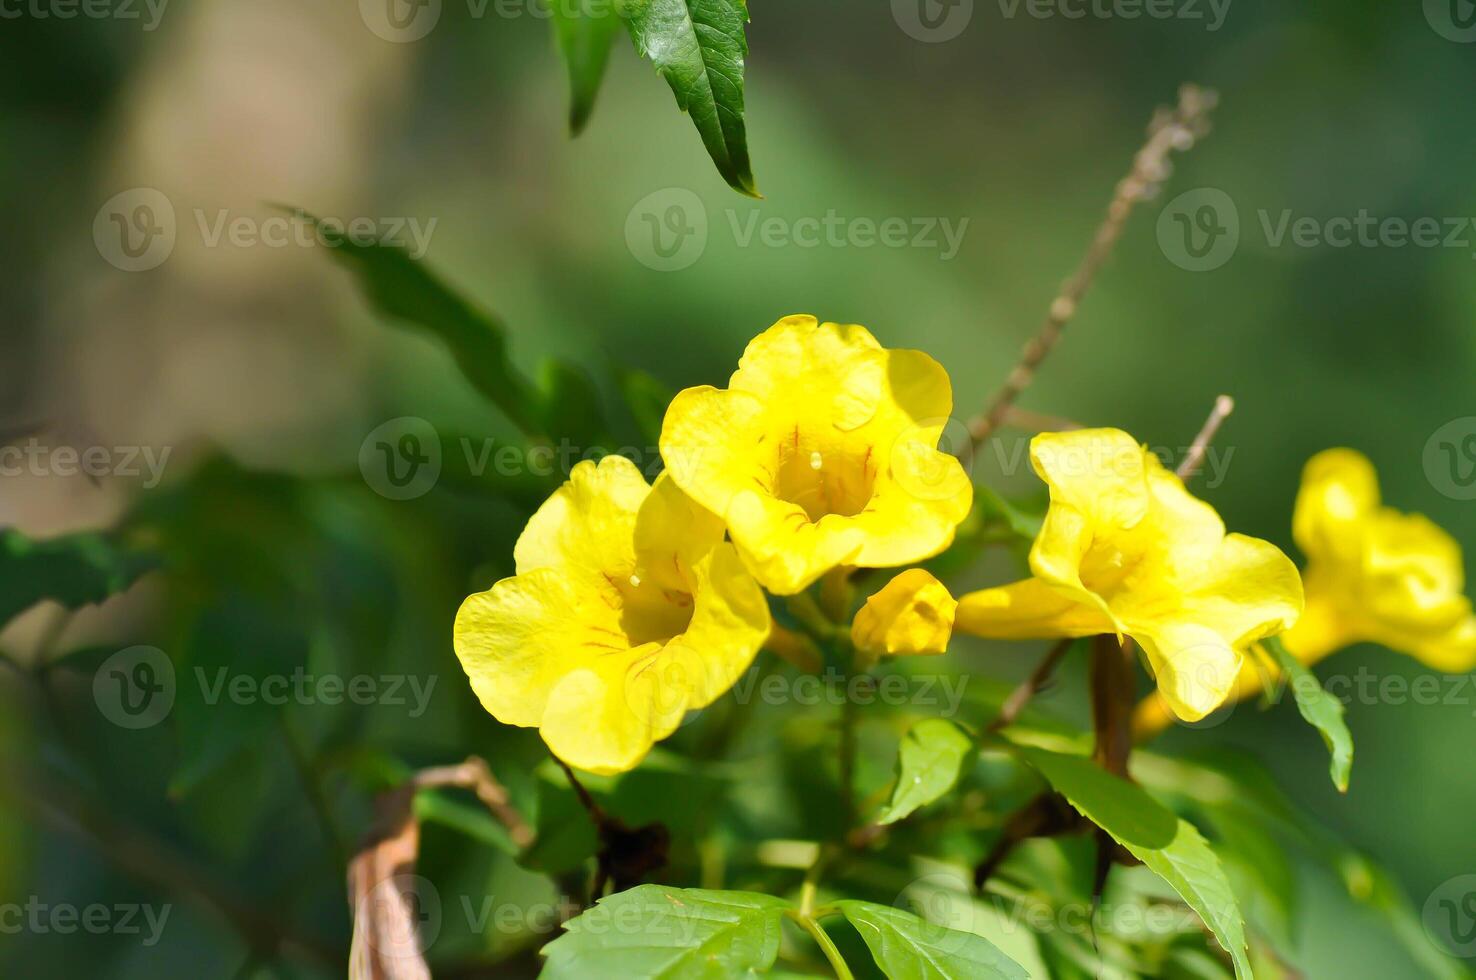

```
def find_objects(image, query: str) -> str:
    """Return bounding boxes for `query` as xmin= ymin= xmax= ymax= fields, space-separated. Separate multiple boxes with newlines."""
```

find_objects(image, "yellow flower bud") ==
xmin=851 ymin=568 xmax=957 ymax=659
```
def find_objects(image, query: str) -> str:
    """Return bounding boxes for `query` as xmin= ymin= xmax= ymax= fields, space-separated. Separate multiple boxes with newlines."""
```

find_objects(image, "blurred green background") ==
xmin=2 ymin=0 xmax=1474 ymax=976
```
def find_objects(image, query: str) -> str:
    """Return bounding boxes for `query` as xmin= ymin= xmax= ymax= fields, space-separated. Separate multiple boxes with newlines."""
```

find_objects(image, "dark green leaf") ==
xmin=834 ymin=900 xmax=1028 ymax=980
xmin=623 ymin=0 xmax=758 ymax=196
xmin=621 ymin=368 xmax=674 ymax=447
xmin=0 ymin=527 xmax=155 ymax=629
xmin=536 ymin=358 xmax=610 ymax=449
xmin=540 ymin=885 xmax=789 ymax=978
xmin=1010 ymin=744 xmax=1253 ymax=979
xmin=415 ymin=787 xmax=521 ymax=855
xmin=550 ymin=0 xmax=623 ymax=133
xmin=288 ymin=209 xmax=546 ymax=437
xmin=1261 ymin=636 xmax=1353 ymax=792
xmin=878 ymin=718 xmax=974 ymax=825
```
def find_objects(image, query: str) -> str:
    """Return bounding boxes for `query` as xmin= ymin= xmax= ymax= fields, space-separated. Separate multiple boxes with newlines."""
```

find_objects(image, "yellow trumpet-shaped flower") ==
xmin=851 ymin=568 xmax=958 ymax=661
xmin=1283 ymin=448 xmax=1476 ymax=669
xmin=1137 ymin=448 xmax=1476 ymax=735
xmin=955 ymin=428 xmax=1304 ymax=722
xmin=453 ymin=456 xmax=770 ymax=775
xmin=659 ymin=315 xmax=973 ymax=595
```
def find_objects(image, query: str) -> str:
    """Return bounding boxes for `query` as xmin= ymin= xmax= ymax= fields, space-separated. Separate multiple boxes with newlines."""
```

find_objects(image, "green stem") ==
xmin=785 ymin=910 xmax=855 ymax=980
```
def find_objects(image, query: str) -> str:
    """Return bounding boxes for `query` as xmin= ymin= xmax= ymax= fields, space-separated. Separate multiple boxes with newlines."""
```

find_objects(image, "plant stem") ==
xmin=989 ymin=638 xmax=1076 ymax=732
xmin=1177 ymin=394 xmax=1235 ymax=481
xmin=967 ymin=84 xmax=1219 ymax=447
xmin=786 ymin=910 xmax=855 ymax=980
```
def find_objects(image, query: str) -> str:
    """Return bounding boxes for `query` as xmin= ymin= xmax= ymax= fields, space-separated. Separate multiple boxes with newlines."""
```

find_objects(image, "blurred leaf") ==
xmin=1010 ymin=745 xmax=1253 ymax=980
xmin=291 ymin=209 xmax=546 ymax=437
xmin=415 ymin=787 xmax=520 ymax=856
xmin=834 ymin=900 xmax=1028 ymax=979
xmin=536 ymin=358 xmax=609 ymax=449
xmin=0 ymin=527 xmax=154 ymax=629
xmin=171 ymin=596 xmax=309 ymax=797
xmin=1261 ymin=636 xmax=1352 ymax=792
xmin=550 ymin=0 xmax=622 ymax=134
xmin=1341 ymin=853 xmax=1471 ymax=980
xmin=975 ymin=483 xmax=1045 ymax=542
xmin=620 ymin=368 xmax=674 ymax=447
xmin=878 ymin=717 xmax=973 ymax=825
xmin=540 ymin=885 xmax=789 ymax=977
xmin=623 ymin=0 xmax=758 ymax=196
xmin=521 ymin=767 xmax=600 ymax=876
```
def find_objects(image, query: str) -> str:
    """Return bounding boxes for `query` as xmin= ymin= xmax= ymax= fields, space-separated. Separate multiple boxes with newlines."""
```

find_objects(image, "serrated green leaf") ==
xmin=1010 ymin=744 xmax=1254 ymax=980
xmin=833 ymin=900 xmax=1028 ymax=980
xmin=0 ymin=527 xmax=155 ymax=630
xmin=623 ymin=0 xmax=758 ymax=196
xmin=540 ymin=885 xmax=790 ymax=978
xmin=289 ymin=208 xmax=546 ymax=437
xmin=878 ymin=718 xmax=974 ymax=825
xmin=1261 ymin=636 xmax=1352 ymax=792
xmin=550 ymin=0 xmax=622 ymax=133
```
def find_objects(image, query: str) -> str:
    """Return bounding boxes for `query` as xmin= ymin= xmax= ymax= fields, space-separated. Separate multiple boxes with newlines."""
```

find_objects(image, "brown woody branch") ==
xmin=967 ymin=84 xmax=1219 ymax=447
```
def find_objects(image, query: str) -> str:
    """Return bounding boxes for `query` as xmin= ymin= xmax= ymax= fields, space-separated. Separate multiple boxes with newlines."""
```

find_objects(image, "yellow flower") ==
xmin=851 ymin=568 xmax=958 ymax=661
xmin=1281 ymin=448 xmax=1476 ymax=669
xmin=659 ymin=315 xmax=973 ymax=595
xmin=453 ymin=456 xmax=770 ymax=775
xmin=955 ymin=428 xmax=1303 ymax=722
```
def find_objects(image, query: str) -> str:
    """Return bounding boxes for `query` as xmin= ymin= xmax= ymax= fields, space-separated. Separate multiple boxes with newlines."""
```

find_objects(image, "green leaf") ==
xmin=621 ymin=368 xmax=674 ymax=447
xmin=623 ymin=0 xmax=758 ymax=196
xmin=536 ymin=358 xmax=610 ymax=449
xmin=290 ymin=209 xmax=546 ymax=437
xmin=550 ymin=0 xmax=622 ymax=134
xmin=0 ymin=528 xmax=155 ymax=629
xmin=1261 ymin=636 xmax=1353 ymax=792
xmin=833 ymin=900 xmax=1028 ymax=980
xmin=415 ymin=787 xmax=520 ymax=856
xmin=878 ymin=718 xmax=974 ymax=825
xmin=540 ymin=885 xmax=790 ymax=978
xmin=1009 ymin=745 xmax=1254 ymax=979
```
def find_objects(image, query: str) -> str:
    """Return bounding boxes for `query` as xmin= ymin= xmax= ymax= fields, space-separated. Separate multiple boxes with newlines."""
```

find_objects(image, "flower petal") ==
xmin=539 ymin=643 xmax=675 ymax=775
xmin=851 ymin=568 xmax=958 ymax=657
xmin=454 ymin=569 xmax=619 ymax=728
xmin=1132 ymin=621 xmax=1244 ymax=722
xmin=1292 ymin=448 xmax=1381 ymax=564
xmin=513 ymin=455 xmax=648 ymax=577
xmin=955 ymin=576 xmax=1116 ymax=639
